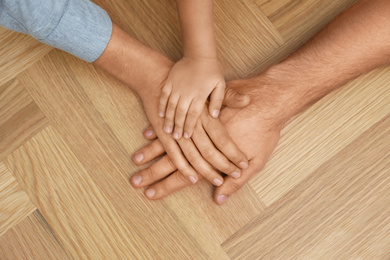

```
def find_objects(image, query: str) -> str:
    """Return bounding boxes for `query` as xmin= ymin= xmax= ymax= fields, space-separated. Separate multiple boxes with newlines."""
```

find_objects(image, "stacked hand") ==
xmin=159 ymin=57 xmax=226 ymax=139
xmin=132 ymin=78 xmax=284 ymax=205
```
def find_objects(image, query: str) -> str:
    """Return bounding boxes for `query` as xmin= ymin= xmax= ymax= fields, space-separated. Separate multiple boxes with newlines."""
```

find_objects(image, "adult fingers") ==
xmin=158 ymin=83 xmax=172 ymax=118
xmin=213 ymin=157 xmax=263 ymax=205
xmin=177 ymin=137 xmax=224 ymax=186
xmin=209 ymin=83 xmax=225 ymax=117
xmin=131 ymin=155 xmax=176 ymax=188
xmin=191 ymin=121 xmax=242 ymax=178
xmin=132 ymin=139 xmax=164 ymax=165
xmin=182 ymin=99 xmax=204 ymax=138
xmin=202 ymin=110 xmax=249 ymax=170
xmin=143 ymin=126 xmax=157 ymax=140
xmin=144 ymin=170 xmax=194 ymax=200
xmin=223 ymin=87 xmax=250 ymax=108
xmin=164 ymin=93 xmax=179 ymax=134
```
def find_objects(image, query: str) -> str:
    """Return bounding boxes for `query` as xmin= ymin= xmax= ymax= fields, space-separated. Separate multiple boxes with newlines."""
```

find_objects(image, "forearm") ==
xmin=262 ymin=0 xmax=390 ymax=123
xmin=175 ymin=0 xmax=217 ymax=59
xmin=93 ymin=24 xmax=173 ymax=97
xmin=0 ymin=0 xmax=112 ymax=62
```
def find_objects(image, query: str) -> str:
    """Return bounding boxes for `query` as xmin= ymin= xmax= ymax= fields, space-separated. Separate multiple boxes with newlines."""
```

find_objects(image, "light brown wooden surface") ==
xmin=0 ymin=162 xmax=36 ymax=236
xmin=0 ymin=211 xmax=73 ymax=260
xmin=0 ymin=0 xmax=389 ymax=259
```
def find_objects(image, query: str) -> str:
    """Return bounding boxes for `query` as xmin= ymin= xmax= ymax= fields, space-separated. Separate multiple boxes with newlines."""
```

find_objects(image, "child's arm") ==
xmin=158 ymin=0 xmax=225 ymax=139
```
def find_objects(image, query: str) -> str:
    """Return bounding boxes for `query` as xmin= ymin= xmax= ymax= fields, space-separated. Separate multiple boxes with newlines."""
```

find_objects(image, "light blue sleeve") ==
xmin=0 ymin=0 xmax=112 ymax=62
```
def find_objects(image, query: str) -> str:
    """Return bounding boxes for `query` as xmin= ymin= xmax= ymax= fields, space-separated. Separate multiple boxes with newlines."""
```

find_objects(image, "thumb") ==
xmin=223 ymin=87 xmax=250 ymax=108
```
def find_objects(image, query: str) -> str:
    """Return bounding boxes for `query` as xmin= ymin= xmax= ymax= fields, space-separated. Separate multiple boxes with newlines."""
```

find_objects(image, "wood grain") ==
xmin=0 ymin=211 xmax=73 ymax=260
xmin=248 ymin=0 xmax=358 ymax=76
xmin=5 ymin=126 xmax=211 ymax=259
xmin=93 ymin=0 xmax=283 ymax=79
xmin=0 ymin=79 xmax=49 ymax=160
xmin=223 ymin=114 xmax=390 ymax=259
xmin=1 ymin=0 xmax=389 ymax=258
xmin=16 ymin=49 xmax=266 ymax=258
xmin=250 ymin=67 xmax=390 ymax=206
xmin=0 ymin=162 xmax=36 ymax=236
xmin=255 ymin=0 xmax=358 ymax=41
xmin=0 ymin=28 xmax=52 ymax=85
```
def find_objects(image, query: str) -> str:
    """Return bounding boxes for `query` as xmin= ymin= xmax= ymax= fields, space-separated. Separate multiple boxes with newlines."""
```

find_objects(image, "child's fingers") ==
xmin=182 ymin=99 xmax=204 ymax=138
xmin=209 ymin=83 xmax=225 ymax=118
xmin=172 ymin=98 xmax=190 ymax=139
xmin=164 ymin=94 xmax=179 ymax=134
xmin=159 ymin=83 xmax=172 ymax=118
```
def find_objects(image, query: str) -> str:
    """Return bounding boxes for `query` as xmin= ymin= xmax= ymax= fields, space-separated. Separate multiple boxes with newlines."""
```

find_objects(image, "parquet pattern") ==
xmin=0 ymin=0 xmax=389 ymax=259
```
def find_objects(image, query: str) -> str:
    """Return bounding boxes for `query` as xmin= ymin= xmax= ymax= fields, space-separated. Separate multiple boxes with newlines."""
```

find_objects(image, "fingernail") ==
xmin=212 ymin=110 xmax=220 ymax=118
xmin=189 ymin=176 xmax=197 ymax=184
xmin=213 ymin=178 xmax=223 ymax=186
xmin=173 ymin=132 xmax=179 ymax=140
xmin=134 ymin=153 xmax=144 ymax=163
xmin=217 ymin=195 xmax=228 ymax=205
xmin=132 ymin=175 xmax=142 ymax=186
xmin=184 ymin=132 xmax=189 ymax=139
xmin=239 ymin=162 xmax=248 ymax=169
xmin=159 ymin=111 xmax=165 ymax=117
xmin=231 ymin=172 xmax=240 ymax=179
xmin=146 ymin=188 xmax=156 ymax=198
xmin=144 ymin=129 xmax=153 ymax=137
xmin=164 ymin=126 xmax=172 ymax=133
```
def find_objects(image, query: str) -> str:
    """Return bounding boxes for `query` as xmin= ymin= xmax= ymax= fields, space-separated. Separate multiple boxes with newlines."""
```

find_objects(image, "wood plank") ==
xmin=0 ymin=28 xmax=52 ymax=85
xmin=250 ymin=67 xmax=390 ymax=206
xmin=16 ymin=48 xmax=265 ymax=257
xmin=223 ymin=114 xmax=390 ymax=259
xmin=0 ymin=162 xmax=36 ymax=236
xmin=246 ymin=0 xmax=357 ymax=76
xmin=93 ymin=0 xmax=283 ymax=79
xmin=0 ymin=79 xmax=49 ymax=160
xmin=70 ymin=48 xmax=266 ymax=243
xmin=4 ymin=126 xmax=213 ymax=259
xmin=255 ymin=0 xmax=357 ymax=41
xmin=0 ymin=211 xmax=73 ymax=260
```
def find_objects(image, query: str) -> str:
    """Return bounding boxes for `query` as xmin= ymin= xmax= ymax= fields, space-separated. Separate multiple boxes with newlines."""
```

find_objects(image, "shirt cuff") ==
xmin=42 ymin=0 xmax=112 ymax=63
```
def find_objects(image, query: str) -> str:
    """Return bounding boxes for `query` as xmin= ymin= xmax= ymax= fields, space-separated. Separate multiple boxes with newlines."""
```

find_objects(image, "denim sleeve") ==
xmin=0 ymin=0 xmax=112 ymax=62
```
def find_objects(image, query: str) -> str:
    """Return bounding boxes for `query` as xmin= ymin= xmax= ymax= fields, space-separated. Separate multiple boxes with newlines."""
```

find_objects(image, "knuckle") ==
xmin=187 ymin=109 xmax=200 ymax=119
xmin=186 ymin=150 xmax=199 ymax=162
xmin=222 ymin=163 xmax=235 ymax=174
xmin=165 ymin=156 xmax=177 ymax=171
xmin=162 ymin=85 xmax=171 ymax=95
xmin=167 ymin=101 xmax=176 ymax=110
xmin=175 ymin=171 xmax=190 ymax=184
xmin=158 ymin=182 xmax=168 ymax=195
xmin=146 ymin=167 xmax=156 ymax=179
xmin=229 ymin=181 xmax=243 ymax=192
xmin=215 ymin=136 xmax=229 ymax=146
xmin=201 ymin=147 xmax=214 ymax=159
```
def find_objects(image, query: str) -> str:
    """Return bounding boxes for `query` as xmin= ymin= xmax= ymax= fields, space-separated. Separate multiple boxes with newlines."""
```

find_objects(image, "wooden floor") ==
xmin=1 ymin=0 xmax=389 ymax=259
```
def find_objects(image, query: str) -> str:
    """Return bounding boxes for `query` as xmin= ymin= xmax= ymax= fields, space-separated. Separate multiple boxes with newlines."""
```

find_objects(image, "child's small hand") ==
xmin=158 ymin=57 xmax=225 ymax=139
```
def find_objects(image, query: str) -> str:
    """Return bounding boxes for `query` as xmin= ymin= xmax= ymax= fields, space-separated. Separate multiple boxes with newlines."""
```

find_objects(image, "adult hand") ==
xmin=131 ymin=78 xmax=285 ymax=204
xmin=136 ymin=79 xmax=250 ymax=185
xmin=94 ymin=24 xmax=251 ymax=186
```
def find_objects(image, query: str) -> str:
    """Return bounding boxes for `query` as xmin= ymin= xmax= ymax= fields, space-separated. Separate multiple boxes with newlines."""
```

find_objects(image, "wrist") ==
xmin=248 ymin=64 xmax=327 ymax=126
